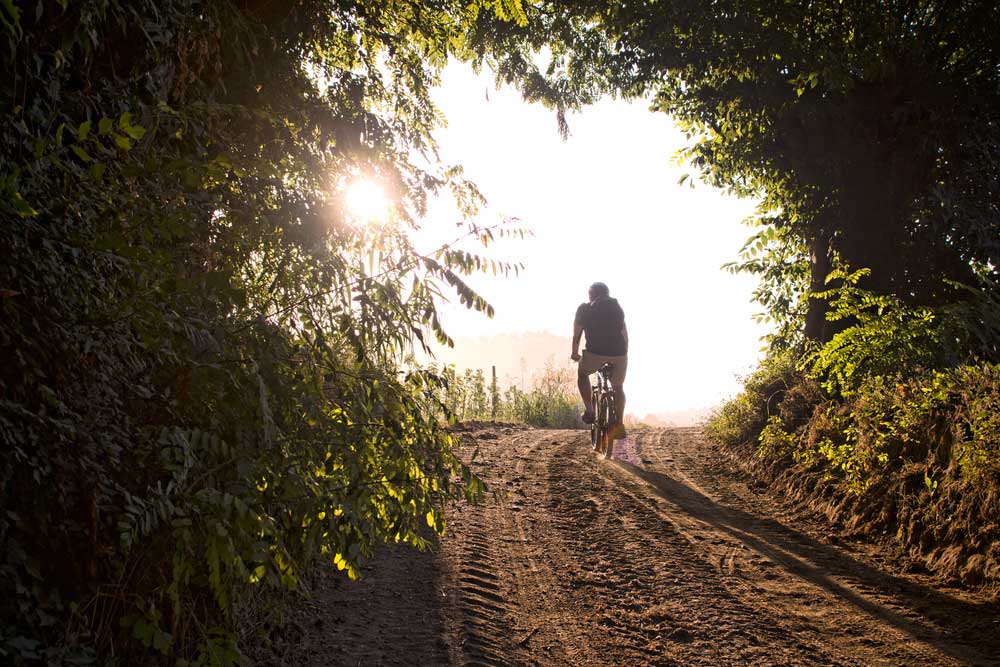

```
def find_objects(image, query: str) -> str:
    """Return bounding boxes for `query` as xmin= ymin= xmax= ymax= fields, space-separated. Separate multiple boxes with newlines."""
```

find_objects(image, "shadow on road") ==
xmin=614 ymin=459 xmax=1000 ymax=665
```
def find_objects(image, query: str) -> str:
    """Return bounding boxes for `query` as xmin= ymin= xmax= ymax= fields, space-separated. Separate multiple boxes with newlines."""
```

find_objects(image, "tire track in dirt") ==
xmin=541 ymin=433 xmax=839 ymax=666
xmin=447 ymin=428 xmax=838 ymax=665
xmin=439 ymin=428 xmax=604 ymax=666
xmin=299 ymin=425 xmax=1000 ymax=666
xmin=438 ymin=430 xmax=530 ymax=667
xmin=449 ymin=512 xmax=513 ymax=667
xmin=459 ymin=430 xmax=605 ymax=665
xmin=444 ymin=426 xmax=998 ymax=666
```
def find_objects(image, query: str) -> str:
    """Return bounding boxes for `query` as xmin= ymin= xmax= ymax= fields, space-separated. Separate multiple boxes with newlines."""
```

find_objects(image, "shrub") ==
xmin=951 ymin=364 xmax=1000 ymax=483
xmin=705 ymin=350 xmax=800 ymax=448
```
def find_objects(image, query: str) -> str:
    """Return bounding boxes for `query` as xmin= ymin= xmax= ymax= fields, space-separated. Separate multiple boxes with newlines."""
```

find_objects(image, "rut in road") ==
xmin=444 ymin=427 xmax=999 ymax=667
xmin=298 ymin=426 xmax=1000 ymax=666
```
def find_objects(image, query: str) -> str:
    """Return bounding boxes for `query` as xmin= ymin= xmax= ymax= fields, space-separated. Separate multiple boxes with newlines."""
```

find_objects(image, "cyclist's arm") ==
xmin=622 ymin=321 xmax=629 ymax=345
xmin=571 ymin=322 xmax=583 ymax=359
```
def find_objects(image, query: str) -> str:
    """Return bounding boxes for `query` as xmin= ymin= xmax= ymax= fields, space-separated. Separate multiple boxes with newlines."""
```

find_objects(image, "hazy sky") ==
xmin=409 ymin=63 xmax=769 ymax=416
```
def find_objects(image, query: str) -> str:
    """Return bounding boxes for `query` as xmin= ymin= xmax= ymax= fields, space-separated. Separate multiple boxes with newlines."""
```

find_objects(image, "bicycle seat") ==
xmin=598 ymin=363 xmax=614 ymax=378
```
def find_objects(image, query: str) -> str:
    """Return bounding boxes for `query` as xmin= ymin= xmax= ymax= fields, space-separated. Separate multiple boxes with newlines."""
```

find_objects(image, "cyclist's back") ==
xmin=575 ymin=297 xmax=627 ymax=357
xmin=571 ymin=282 xmax=628 ymax=436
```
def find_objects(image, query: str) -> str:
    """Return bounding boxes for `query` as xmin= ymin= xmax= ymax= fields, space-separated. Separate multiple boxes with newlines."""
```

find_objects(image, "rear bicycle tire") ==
xmin=598 ymin=393 xmax=615 ymax=457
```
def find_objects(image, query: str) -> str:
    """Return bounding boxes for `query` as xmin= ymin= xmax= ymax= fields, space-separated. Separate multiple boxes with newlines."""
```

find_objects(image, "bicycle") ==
xmin=590 ymin=363 xmax=618 ymax=457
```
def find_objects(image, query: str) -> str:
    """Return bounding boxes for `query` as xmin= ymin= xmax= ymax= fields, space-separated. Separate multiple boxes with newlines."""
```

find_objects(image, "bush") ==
xmin=705 ymin=350 xmax=800 ymax=448
xmin=709 ymin=357 xmax=1000 ymax=583
xmin=807 ymin=267 xmax=1000 ymax=399
xmin=948 ymin=364 xmax=1000 ymax=483
xmin=727 ymin=365 xmax=1000 ymax=493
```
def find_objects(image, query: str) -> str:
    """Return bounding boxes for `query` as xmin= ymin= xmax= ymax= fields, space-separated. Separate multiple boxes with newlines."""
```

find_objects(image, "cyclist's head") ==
xmin=589 ymin=282 xmax=610 ymax=301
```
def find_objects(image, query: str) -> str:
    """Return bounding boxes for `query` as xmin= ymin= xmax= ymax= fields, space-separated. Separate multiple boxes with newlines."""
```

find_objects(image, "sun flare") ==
xmin=344 ymin=179 xmax=390 ymax=222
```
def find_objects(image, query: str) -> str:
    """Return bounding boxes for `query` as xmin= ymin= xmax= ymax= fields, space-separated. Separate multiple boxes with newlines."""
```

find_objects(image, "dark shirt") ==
xmin=575 ymin=297 xmax=627 ymax=356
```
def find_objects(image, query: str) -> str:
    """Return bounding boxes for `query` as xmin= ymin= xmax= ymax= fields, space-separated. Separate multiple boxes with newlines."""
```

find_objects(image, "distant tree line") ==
xmin=428 ymin=362 xmax=582 ymax=429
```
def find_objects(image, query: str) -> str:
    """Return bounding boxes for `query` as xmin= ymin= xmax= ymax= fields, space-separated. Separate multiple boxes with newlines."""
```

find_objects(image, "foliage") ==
xmin=704 ymin=352 xmax=800 ymax=450
xmin=805 ymin=267 xmax=949 ymax=396
xmin=738 ymin=365 xmax=1000 ymax=494
xmin=801 ymin=267 xmax=1000 ymax=396
xmin=429 ymin=361 xmax=582 ymax=428
xmin=723 ymin=219 xmax=810 ymax=351
xmin=711 ymin=270 xmax=1000 ymax=492
xmin=757 ymin=416 xmax=801 ymax=462
xmin=951 ymin=365 xmax=1000 ymax=483
xmin=0 ymin=0 xmax=534 ymax=661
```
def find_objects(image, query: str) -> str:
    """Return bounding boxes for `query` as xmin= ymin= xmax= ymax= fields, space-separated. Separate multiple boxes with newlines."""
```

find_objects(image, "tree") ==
xmin=0 ymin=0 xmax=528 ymax=660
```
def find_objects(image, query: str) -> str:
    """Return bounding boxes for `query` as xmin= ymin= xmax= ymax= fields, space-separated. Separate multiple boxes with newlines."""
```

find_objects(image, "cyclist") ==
xmin=570 ymin=282 xmax=628 ymax=438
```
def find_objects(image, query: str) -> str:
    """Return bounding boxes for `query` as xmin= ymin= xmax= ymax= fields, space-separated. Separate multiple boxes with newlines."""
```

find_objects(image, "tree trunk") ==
xmin=804 ymin=233 xmax=832 ymax=342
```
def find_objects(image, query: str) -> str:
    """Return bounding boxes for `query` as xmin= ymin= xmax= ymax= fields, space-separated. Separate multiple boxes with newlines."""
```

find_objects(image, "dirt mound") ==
xmin=716 ymin=437 xmax=1000 ymax=593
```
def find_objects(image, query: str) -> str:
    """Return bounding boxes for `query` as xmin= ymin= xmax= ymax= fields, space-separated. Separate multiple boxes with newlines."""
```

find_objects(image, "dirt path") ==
xmin=277 ymin=426 xmax=1000 ymax=666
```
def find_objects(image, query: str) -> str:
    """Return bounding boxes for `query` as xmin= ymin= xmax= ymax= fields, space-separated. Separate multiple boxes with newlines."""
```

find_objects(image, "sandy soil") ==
xmin=273 ymin=426 xmax=1000 ymax=666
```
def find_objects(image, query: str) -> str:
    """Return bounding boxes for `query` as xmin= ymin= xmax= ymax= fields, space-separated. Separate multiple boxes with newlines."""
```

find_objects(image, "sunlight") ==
xmin=344 ymin=178 xmax=390 ymax=222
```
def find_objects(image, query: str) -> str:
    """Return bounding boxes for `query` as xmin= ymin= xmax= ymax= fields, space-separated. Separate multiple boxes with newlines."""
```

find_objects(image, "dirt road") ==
xmin=275 ymin=426 xmax=1000 ymax=666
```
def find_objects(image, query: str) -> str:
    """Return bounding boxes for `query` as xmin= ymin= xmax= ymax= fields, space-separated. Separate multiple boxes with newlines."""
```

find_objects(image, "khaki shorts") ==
xmin=579 ymin=351 xmax=627 ymax=386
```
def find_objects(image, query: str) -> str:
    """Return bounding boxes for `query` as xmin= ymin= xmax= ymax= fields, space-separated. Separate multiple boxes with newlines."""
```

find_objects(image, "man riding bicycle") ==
xmin=571 ymin=282 xmax=628 ymax=439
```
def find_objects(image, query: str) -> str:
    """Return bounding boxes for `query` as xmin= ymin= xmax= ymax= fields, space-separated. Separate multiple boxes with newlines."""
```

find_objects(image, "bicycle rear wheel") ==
xmin=598 ymin=392 xmax=616 ymax=457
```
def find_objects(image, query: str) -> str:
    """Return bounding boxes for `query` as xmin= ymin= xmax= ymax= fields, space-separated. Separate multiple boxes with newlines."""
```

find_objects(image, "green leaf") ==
xmin=71 ymin=145 xmax=92 ymax=162
xmin=78 ymin=120 xmax=91 ymax=141
xmin=119 ymin=111 xmax=146 ymax=140
xmin=0 ymin=0 xmax=21 ymax=25
xmin=98 ymin=117 xmax=113 ymax=135
xmin=123 ymin=123 xmax=146 ymax=140
xmin=11 ymin=192 xmax=38 ymax=218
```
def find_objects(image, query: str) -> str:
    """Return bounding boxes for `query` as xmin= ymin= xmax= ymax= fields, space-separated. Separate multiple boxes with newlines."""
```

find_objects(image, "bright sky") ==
xmin=407 ymin=63 xmax=769 ymax=417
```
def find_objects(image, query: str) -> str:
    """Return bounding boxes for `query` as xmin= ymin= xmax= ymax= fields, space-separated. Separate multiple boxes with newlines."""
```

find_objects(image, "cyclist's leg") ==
xmin=577 ymin=365 xmax=593 ymax=418
xmin=577 ymin=351 xmax=601 ymax=422
xmin=610 ymin=357 xmax=628 ymax=435
xmin=590 ymin=386 xmax=601 ymax=449
xmin=611 ymin=388 xmax=626 ymax=441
